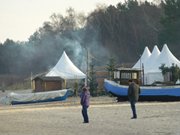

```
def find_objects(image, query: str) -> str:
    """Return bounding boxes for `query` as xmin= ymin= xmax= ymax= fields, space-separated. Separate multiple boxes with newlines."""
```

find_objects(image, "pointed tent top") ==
xmin=46 ymin=51 xmax=86 ymax=79
xmin=157 ymin=44 xmax=180 ymax=67
xmin=132 ymin=46 xmax=151 ymax=69
xmin=150 ymin=45 xmax=161 ymax=60
xmin=143 ymin=46 xmax=151 ymax=57
xmin=152 ymin=45 xmax=161 ymax=55
xmin=144 ymin=45 xmax=161 ymax=73
xmin=176 ymin=79 xmax=180 ymax=84
xmin=147 ymin=44 xmax=180 ymax=72
xmin=161 ymin=44 xmax=172 ymax=55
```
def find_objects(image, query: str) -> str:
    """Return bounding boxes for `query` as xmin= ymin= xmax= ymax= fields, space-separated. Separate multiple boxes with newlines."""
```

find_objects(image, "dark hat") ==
xmin=83 ymin=87 xmax=88 ymax=91
xmin=128 ymin=79 xmax=133 ymax=82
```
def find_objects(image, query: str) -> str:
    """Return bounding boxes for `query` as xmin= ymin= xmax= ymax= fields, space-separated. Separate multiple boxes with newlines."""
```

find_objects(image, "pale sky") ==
xmin=0 ymin=0 xmax=153 ymax=43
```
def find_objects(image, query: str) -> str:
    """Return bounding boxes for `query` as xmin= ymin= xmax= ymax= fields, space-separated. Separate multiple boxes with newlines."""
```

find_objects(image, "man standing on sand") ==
xmin=80 ymin=87 xmax=90 ymax=123
xmin=128 ymin=79 xmax=141 ymax=119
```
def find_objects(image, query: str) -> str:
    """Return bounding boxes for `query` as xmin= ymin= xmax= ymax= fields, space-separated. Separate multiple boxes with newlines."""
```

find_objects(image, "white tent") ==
xmin=143 ymin=45 xmax=162 ymax=84
xmin=132 ymin=46 xmax=151 ymax=69
xmin=154 ymin=44 xmax=180 ymax=71
xmin=145 ymin=44 xmax=180 ymax=73
xmin=46 ymin=51 xmax=86 ymax=79
xmin=176 ymin=79 xmax=180 ymax=84
xmin=133 ymin=44 xmax=180 ymax=85
xmin=144 ymin=45 xmax=161 ymax=73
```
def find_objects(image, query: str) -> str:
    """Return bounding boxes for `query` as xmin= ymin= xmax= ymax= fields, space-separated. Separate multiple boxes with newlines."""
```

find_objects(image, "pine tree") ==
xmin=106 ymin=57 xmax=116 ymax=80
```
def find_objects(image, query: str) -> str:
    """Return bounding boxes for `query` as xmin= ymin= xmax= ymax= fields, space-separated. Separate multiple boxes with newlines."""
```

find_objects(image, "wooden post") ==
xmin=64 ymin=79 xmax=67 ymax=88
xmin=86 ymin=48 xmax=88 ymax=86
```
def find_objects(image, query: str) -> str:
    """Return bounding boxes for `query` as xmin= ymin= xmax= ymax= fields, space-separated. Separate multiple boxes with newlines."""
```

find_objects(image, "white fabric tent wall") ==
xmin=143 ymin=46 xmax=161 ymax=84
xmin=144 ymin=72 xmax=164 ymax=85
xmin=46 ymin=51 xmax=86 ymax=79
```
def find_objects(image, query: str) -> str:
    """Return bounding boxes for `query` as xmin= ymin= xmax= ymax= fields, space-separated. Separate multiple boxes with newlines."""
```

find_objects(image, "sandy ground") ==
xmin=0 ymin=93 xmax=180 ymax=135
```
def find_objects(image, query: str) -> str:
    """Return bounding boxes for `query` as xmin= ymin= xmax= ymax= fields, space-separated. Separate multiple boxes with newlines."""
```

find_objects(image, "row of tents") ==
xmin=132 ymin=44 xmax=180 ymax=84
xmin=45 ymin=44 xmax=180 ymax=86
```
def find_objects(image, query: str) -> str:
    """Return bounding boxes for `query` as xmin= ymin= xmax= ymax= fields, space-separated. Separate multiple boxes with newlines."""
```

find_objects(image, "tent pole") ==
xmin=86 ymin=48 xmax=89 ymax=87
xmin=31 ymin=72 xmax=33 ymax=89
xmin=64 ymin=79 xmax=67 ymax=88
xmin=86 ymin=49 xmax=89 ymax=86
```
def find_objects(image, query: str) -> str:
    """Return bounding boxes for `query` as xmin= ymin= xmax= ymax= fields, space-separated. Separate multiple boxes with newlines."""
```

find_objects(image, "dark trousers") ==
xmin=82 ymin=105 xmax=89 ymax=123
xmin=130 ymin=100 xmax=137 ymax=118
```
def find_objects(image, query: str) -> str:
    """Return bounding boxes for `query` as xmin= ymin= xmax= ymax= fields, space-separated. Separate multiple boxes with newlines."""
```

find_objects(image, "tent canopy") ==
xmin=145 ymin=44 xmax=180 ymax=73
xmin=154 ymin=44 xmax=180 ymax=70
xmin=133 ymin=46 xmax=151 ymax=69
xmin=133 ymin=44 xmax=180 ymax=73
xmin=132 ymin=44 xmax=180 ymax=84
xmin=46 ymin=51 xmax=86 ymax=79
xmin=144 ymin=45 xmax=160 ymax=73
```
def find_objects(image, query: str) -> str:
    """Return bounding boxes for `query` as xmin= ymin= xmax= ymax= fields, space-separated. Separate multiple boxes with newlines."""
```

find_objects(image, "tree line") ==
xmin=0 ymin=0 xmax=180 ymax=78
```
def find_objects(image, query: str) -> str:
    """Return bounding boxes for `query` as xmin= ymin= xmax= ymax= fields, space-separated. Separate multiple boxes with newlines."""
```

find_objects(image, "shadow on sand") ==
xmin=116 ymin=96 xmax=180 ymax=102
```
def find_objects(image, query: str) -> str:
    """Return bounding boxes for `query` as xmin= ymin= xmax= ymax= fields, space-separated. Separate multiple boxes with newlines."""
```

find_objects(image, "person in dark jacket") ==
xmin=128 ymin=79 xmax=141 ymax=119
xmin=80 ymin=87 xmax=90 ymax=123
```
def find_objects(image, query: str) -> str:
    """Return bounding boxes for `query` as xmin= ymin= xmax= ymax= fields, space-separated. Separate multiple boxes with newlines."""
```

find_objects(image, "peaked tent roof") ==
xmin=148 ymin=44 xmax=180 ymax=72
xmin=46 ymin=51 xmax=86 ymax=79
xmin=144 ymin=45 xmax=161 ymax=73
xmin=132 ymin=46 xmax=151 ymax=69
xmin=158 ymin=44 xmax=180 ymax=67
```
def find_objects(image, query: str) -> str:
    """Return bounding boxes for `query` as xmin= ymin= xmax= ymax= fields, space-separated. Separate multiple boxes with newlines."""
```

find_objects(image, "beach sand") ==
xmin=0 ymin=95 xmax=180 ymax=135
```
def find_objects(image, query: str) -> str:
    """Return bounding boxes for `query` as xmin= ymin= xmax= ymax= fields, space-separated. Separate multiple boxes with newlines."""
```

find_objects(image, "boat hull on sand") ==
xmin=0 ymin=89 xmax=73 ymax=105
xmin=104 ymin=79 xmax=180 ymax=101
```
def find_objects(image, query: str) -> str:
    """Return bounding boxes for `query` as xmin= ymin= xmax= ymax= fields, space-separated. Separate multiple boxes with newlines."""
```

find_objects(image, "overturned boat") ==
xmin=1 ymin=89 xmax=73 ymax=105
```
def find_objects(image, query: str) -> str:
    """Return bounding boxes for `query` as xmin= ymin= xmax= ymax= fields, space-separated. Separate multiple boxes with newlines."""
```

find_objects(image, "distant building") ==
xmin=96 ymin=71 xmax=109 ymax=90
xmin=32 ymin=76 xmax=64 ymax=92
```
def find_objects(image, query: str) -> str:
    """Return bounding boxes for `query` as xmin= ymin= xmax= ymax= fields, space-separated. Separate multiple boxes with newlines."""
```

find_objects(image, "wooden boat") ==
xmin=104 ymin=68 xmax=180 ymax=100
xmin=104 ymin=79 xmax=180 ymax=97
xmin=1 ymin=89 xmax=73 ymax=105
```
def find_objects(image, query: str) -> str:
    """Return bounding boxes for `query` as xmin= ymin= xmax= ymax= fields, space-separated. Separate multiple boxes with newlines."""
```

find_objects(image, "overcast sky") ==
xmin=0 ymin=0 xmax=154 ymax=43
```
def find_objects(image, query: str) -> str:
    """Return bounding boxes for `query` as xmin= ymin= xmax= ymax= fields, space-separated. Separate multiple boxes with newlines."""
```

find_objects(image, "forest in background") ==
xmin=0 ymin=0 xmax=180 ymax=87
